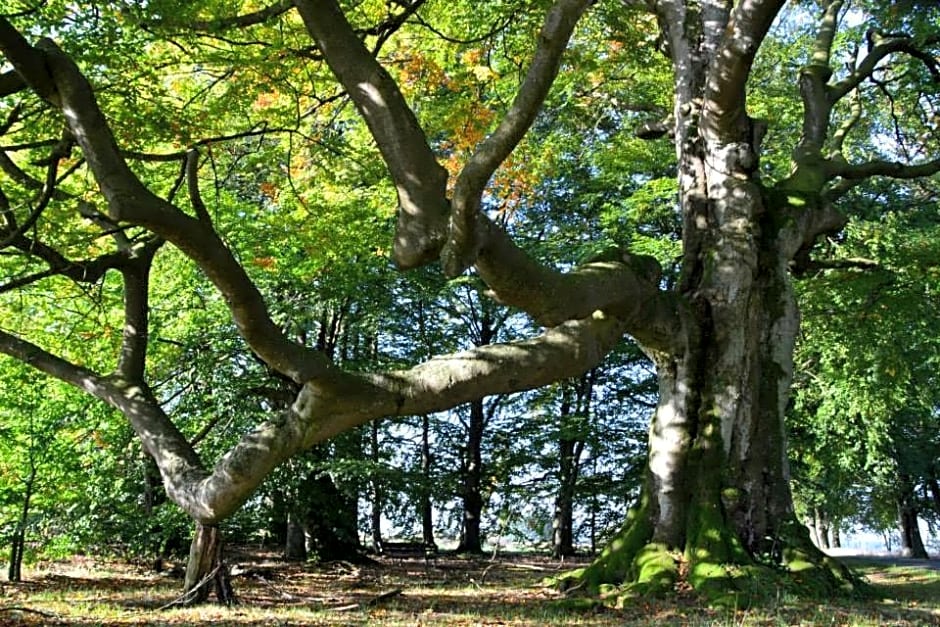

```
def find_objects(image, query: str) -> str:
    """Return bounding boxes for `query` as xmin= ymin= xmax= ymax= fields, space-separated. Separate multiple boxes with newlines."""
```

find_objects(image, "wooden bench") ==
xmin=379 ymin=541 xmax=438 ymax=561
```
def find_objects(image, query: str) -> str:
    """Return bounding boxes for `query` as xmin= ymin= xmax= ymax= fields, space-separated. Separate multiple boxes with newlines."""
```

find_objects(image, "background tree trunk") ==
xmin=553 ymin=373 xmax=592 ymax=558
xmin=807 ymin=517 xmax=819 ymax=548
xmin=284 ymin=512 xmax=307 ymax=561
xmin=553 ymin=443 xmax=576 ymax=559
xmin=303 ymin=472 xmax=363 ymax=562
xmin=457 ymin=398 xmax=485 ymax=554
xmin=370 ymin=419 xmax=383 ymax=552
xmin=7 ymin=464 xmax=36 ymax=583
xmin=183 ymin=523 xmax=233 ymax=605
xmin=897 ymin=475 xmax=928 ymax=559
xmin=420 ymin=414 xmax=436 ymax=549
xmin=815 ymin=508 xmax=831 ymax=550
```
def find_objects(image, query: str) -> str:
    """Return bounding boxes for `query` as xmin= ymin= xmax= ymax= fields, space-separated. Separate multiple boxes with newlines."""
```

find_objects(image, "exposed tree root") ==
xmin=551 ymin=500 xmax=865 ymax=609
xmin=334 ymin=588 xmax=403 ymax=612
xmin=0 ymin=606 xmax=60 ymax=619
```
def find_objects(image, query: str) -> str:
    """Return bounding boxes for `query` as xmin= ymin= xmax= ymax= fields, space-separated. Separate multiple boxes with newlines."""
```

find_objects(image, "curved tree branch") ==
xmin=471 ymin=216 xmax=682 ymax=352
xmin=0 ymin=328 xmax=210 ymax=518
xmin=0 ymin=233 xmax=155 ymax=292
xmin=829 ymin=33 xmax=940 ymax=104
xmin=826 ymin=156 xmax=940 ymax=181
xmin=701 ymin=0 xmax=786 ymax=141
xmin=0 ymin=69 xmax=26 ymax=96
xmin=186 ymin=149 xmax=212 ymax=224
xmin=293 ymin=0 xmax=450 ymax=270
xmin=0 ymin=17 xmax=57 ymax=100
xmin=0 ymin=130 xmax=73 ymax=251
xmin=797 ymin=0 xmax=842 ymax=154
xmin=828 ymin=87 xmax=861 ymax=159
xmin=187 ymin=0 xmax=293 ymax=32
xmin=1 ymin=28 xmax=328 ymax=383
xmin=443 ymin=0 xmax=593 ymax=276
xmin=117 ymin=240 xmax=163 ymax=382
xmin=367 ymin=0 xmax=429 ymax=53
xmin=291 ymin=0 xmax=675 ymax=344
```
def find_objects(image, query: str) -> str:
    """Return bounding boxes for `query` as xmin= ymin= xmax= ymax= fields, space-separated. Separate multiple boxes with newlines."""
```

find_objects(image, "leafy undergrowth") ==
xmin=0 ymin=550 xmax=938 ymax=626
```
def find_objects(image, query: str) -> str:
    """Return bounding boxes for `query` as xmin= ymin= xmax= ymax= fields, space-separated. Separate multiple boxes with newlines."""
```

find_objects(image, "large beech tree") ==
xmin=1 ymin=0 xmax=938 ymax=601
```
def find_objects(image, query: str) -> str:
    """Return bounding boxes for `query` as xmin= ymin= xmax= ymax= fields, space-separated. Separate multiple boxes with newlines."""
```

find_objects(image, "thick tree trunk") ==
xmin=898 ymin=507 xmax=928 ymax=559
xmin=562 ymin=258 xmax=849 ymax=595
xmin=559 ymin=70 xmax=855 ymax=596
xmin=457 ymin=398 xmax=485 ymax=553
xmin=831 ymin=525 xmax=841 ymax=549
xmin=183 ymin=523 xmax=233 ymax=605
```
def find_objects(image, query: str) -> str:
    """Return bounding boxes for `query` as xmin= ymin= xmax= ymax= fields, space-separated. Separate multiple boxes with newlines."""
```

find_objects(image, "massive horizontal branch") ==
xmin=188 ymin=313 xmax=635 ymax=521
xmin=470 ymin=216 xmax=683 ymax=353
xmin=0 ymin=303 xmax=638 ymax=524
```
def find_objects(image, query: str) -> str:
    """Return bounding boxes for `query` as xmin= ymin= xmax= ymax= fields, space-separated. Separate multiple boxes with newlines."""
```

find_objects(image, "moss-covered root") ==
xmin=779 ymin=521 xmax=867 ymax=597
xmin=684 ymin=491 xmax=751 ymax=599
xmin=550 ymin=497 xmax=666 ymax=596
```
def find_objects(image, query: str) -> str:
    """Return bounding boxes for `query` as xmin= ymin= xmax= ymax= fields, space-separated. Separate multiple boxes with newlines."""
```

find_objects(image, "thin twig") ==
xmin=157 ymin=564 xmax=221 ymax=610
xmin=0 ymin=606 xmax=60 ymax=619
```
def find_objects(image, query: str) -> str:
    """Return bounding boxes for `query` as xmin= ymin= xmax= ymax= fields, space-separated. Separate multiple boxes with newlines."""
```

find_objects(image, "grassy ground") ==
xmin=0 ymin=551 xmax=938 ymax=626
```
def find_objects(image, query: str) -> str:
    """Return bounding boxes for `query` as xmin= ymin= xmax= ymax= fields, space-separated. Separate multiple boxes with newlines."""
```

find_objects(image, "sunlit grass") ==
xmin=0 ymin=554 xmax=938 ymax=625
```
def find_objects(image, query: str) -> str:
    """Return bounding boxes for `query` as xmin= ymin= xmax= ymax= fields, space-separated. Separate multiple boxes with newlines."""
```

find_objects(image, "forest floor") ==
xmin=0 ymin=550 xmax=938 ymax=626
